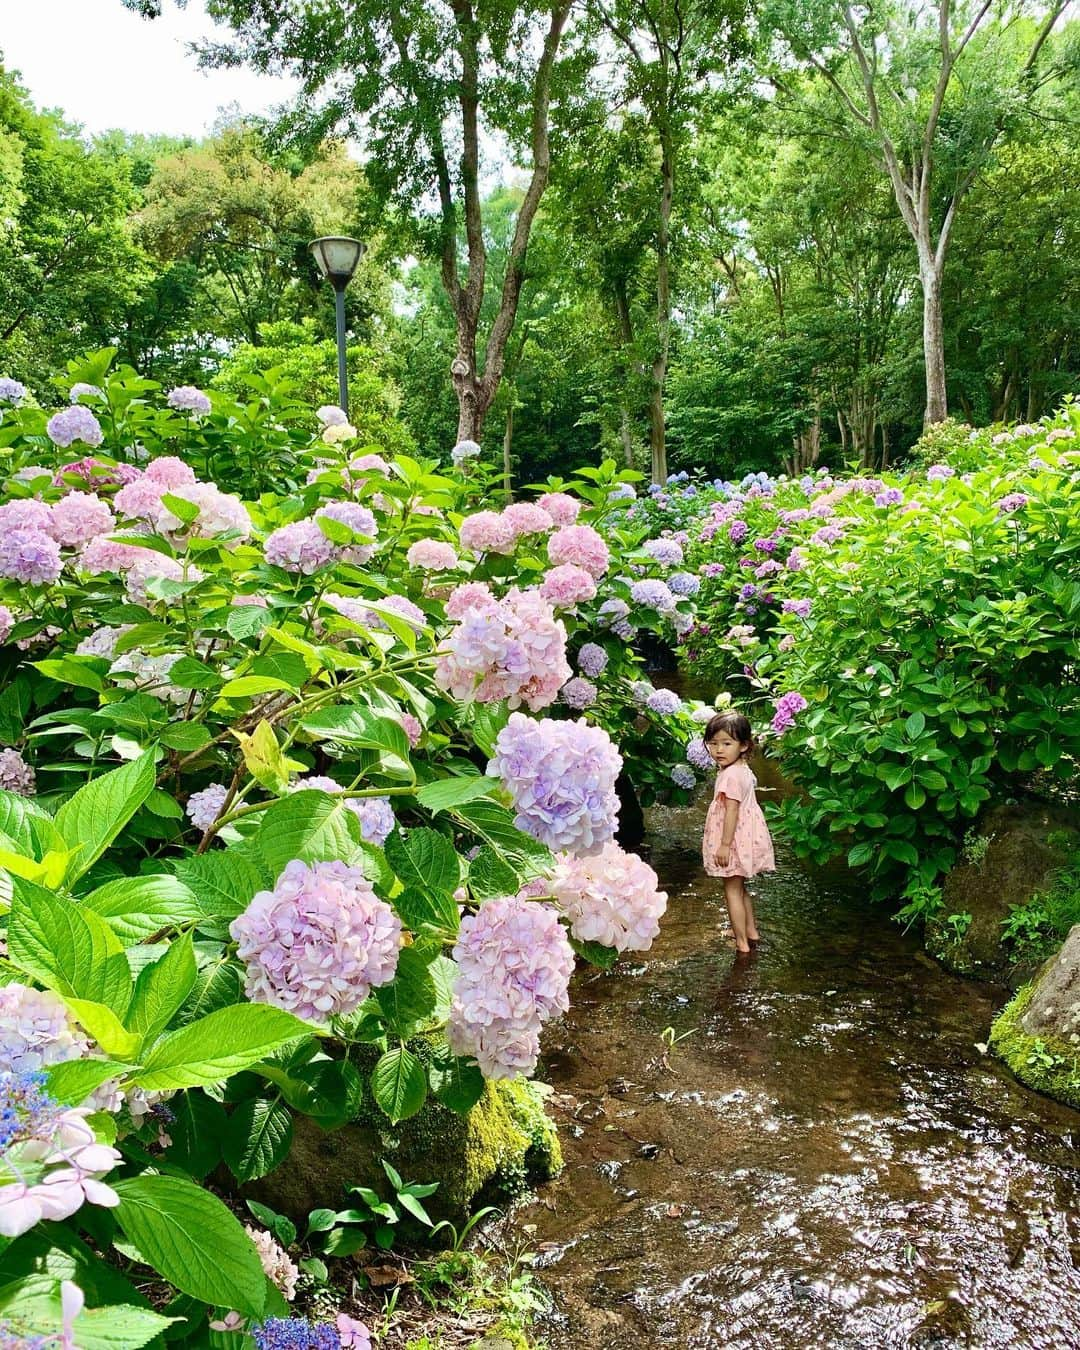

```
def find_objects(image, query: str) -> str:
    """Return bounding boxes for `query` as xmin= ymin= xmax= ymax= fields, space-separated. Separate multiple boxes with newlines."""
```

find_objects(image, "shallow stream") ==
xmin=509 ymin=787 xmax=1080 ymax=1349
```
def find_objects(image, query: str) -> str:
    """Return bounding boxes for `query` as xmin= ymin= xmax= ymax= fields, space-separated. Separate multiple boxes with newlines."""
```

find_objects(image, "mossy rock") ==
xmin=243 ymin=1076 xmax=561 ymax=1227
xmin=989 ymin=931 xmax=1080 ymax=1110
xmin=928 ymin=801 xmax=1078 ymax=982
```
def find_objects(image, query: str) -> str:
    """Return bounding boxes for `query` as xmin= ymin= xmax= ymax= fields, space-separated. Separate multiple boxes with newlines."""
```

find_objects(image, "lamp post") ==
xmin=309 ymin=236 xmax=365 ymax=419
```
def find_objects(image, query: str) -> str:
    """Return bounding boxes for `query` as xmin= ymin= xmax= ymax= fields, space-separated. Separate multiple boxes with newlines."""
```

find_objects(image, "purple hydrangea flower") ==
xmin=810 ymin=524 xmax=843 ymax=546
xmin=728 ymin=520 xmax=748 ymax=544
xmin=230 ymin=860 xmax=402 ymax=1024
xmin=874 ymin=488 xmax=904 ymax=508
xmin=645 ymin=688 xmax=682 ymax=716
xmin=186 ymin=783 xmax=229 ymax=831
xmin=69 ymin=383 xmax=103 ymax=402
xmin=996 ymin=492 xmax=1028 ymax=514
xmin=686 ymin=739 xmax=713 ymax=771
xmin=0 ymin=528 xmax=63 ymax=585
xmin=671 ymin=764 xmax=696 ymax=789
xmin=668 ymin=572 xmax=700 ymax=596
xmin=782 ymin=598 xmax=811 ymax=618
xmin=753 ymin=537 xmax=777 ymax=553
xmin=629 ymin=578 xmax=676 ymax=613
xmin=701 ymin=562 xmax=724 ymax=578
xmin=739 ymin=583 xmax=758 ymax=601
xmin=772 ymin=691 xmax=808 ymax=735
xmin=252 ymin=1318 xmax=340 ymax=1350
xmin=166 ymin=386 xmax=212 ymax=416
xmin=576 ymin=642 xmax=608 ymax=677
xmin=642 ymin=537 xmax=684 ymax=567
xmin=561 ymin=676 xmax=597 ymax=710
xmin=46 ymin=406 xmax=103 ymax=449
xmin=264 ymin=519 xmax=338 ymax=574
xmin=316 ymin=501 xmax=378 ymax=564
xmin=352 ymin=796 xmax=395 ymax=847
xmin=487 ymin=713 xmax=622 ymax=856
xmin=927 ymin=464 xmax=955 ymax=481
xmin=0 ymin=748 xmax=34 ymax=797
xmin=0 ymin=378 xmax=27 ymax=405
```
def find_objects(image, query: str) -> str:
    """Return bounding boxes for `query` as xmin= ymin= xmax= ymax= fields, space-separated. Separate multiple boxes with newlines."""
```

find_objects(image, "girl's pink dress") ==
xmin=703 ymin=759 xmax=776 ymax=879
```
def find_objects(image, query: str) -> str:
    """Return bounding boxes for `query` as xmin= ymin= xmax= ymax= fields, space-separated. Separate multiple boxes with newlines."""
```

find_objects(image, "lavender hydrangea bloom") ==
xmin=230 ymin=860 xmax=401 ymax=1024
xmin=782 ymin=598 xmax=811 ymax=618
xmin=576 ymin=642 xmax=608 ymax=677
xmin=69 ymin=383 xmax=103 ymax=402
xmin=631 ymin=680 xmax=653 ymax=707
xmin=671 ymin=764 xmax=696 ymax=789
xmin=668 ymin=572 xmax=700 ymax=597
xmin=0 ymin=984 xmax=90 ymax=1074
xmin=642 ymin=537 xmax=684 ymax=567
xmin=686 ymin=739 xmax=713 ymax=771
xmin=728 ymin=519 xmax=748 ymax=544
xmin=0 ymin=607 xmax=13 ymax=644
xmin=264 ymin=519 xmax=338 ymax=574
xmin=46 ymin=406 xmax=103 ymax=449
xmin=252 ymin=1318 xmax=340 ymax=1350
xmin=561 ymin=677 xmax=597 ymax=710
xmin=316 ymin=501 xmax=378 ymax=564
xmin=0 ymin=749 xmax=35 ymax=797
xmin=996 ymin=492 xmax=1029 ymax=514
xmin=447 ymin=895 xmax=574 ymax=1078
xmin=927 ymin=464 xmax=955 ymax=481
xmin=451 ymin=438 xmax=482 ymax=465
xmin=772 ymin=691 xmax=808 ymax=735
xmin=487 ymin=713 xmax=622 ymax=856
xmin=645 ymin=687 xmax=682 ymax=716
xmin=186 ymin=783 xmax=229 ymax=831
xmin=0 ymin=378 xmax=27 ymax=405
xmin=351 ymin=796 xmax=395 ymax=847
xmin=629 ymin=578 xmax=676 ymax=613
xmin=597 ymin=597 xmax=630 ymax=628
xmin=874 ymin=488 xmax=904 ymax=508
xmin=166 ymin=386 xmax=212 ymax=416
xmin=49 ymin=491 xmax=115 ymax=547
xmin=0 ymin=529 xmax=62 ymax=585
xmin=316 ymin=405 xmax=348 ymax=427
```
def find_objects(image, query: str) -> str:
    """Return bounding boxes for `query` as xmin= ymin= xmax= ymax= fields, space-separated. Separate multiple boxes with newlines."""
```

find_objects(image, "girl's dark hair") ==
xmin=703 ymin=711 xmax=755 ymax=755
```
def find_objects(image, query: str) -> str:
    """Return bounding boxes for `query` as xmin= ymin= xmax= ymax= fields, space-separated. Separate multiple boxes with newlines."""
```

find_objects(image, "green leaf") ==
xmin=415 ymin=776 xmax=498 ymax=814
xmin=163 ymin=1090 xmax=228 ymax=1180
xmin=226 ymin=604 xmax=274 ymax=641
xmin=46 ymin=1057 xmax=135 ymax=1107
xmin=397 ymin=1192 xmax=435 ymax=1226
xmin=127 ymin=933 xmax=198 ymax=1042
xmin=375 ymin=947 xmax=437 ymax=1035
xmin=158 ymin=722 xmax=213 ymax=753
xmin=466 ymin=846 xmax=521 ymax=902
xmin=160 ymin=492 xmax=201 ymax=524
xmin=429 ymin=1051 xmax=485 ymax=1115
xmin=255 ymin=1057 xmax=364 ymax=1130
xmin=167 ymin=656 xmax=222 ymax=691
xmin=371 ymin=1047 xmax=427 ymax=1122
xmin=384 ymin=827 xmax=459 ymax=898
xmin=219 ymin=675 xmax=295 ymax=698
xmin=32 ymin=656 xmax=105 ymax=692
xmin=904 ymin=783 xmax=927 ymax=810
xmin=569 ymin=937 xmax=618 ymax=970
xmin=113 ymin=1175 xmax=266 ymax=1316
xmin=904 ymin=712 xmax=927 ymax=739
xmin=173 ymin=851 xmax=263 ymax=920
xmin=300 ymin=706 xmax=411 ymax=762
xmin=64 ymin=998 xmax=141 ymax=1058
xmin=80 ymin=874 xmax=204 ymax=944
xmin=63 ymin=1304 xmax=178 ymax=1350
xmin=223 ymin=1097 xmax=294 ymax=1182
xmin=54 ymin=750 xmax=157 ymax=882
xmin=176 ymin=958 xmax=244 ymax=1025
xmin=450 ymin=799 xmax=552 ymax=873
xmin=469 ymin=701 xmax=510 ymax=758
xmin=9 ymin=878 xmax=131 ymax=1014
xmin=256 ymin=792 xmax=360 ymax=873
xmin=131 ymin=1004 xmax=311 ymax=1091
xmin=391 ymin=886 xmax=459 ymax=936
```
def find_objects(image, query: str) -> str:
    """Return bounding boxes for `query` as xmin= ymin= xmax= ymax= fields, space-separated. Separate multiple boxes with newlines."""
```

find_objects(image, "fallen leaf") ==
xmin=362 ymin=1265 xmax=414 ymax=1288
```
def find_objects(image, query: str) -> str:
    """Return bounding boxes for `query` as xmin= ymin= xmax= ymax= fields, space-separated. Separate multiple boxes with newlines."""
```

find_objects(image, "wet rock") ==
xmin=929 ymin=801 xmax=1078 ymax=983
xmin=615 ymin=770 xmax=645 ymax=850
xmin=242 ymin=1077 xmax=561 ymax=1226
xmin=990 ymin=924 xmax=1080 ymax=1110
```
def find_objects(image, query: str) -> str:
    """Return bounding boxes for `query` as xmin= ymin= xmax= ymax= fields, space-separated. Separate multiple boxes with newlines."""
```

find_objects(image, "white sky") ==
xmin=1 ymin=0 xmax=298 ymax=138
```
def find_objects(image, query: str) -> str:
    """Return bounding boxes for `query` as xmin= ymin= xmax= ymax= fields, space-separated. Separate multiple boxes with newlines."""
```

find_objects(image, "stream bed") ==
xmin=508 ymin=792 xmax=1080 ymax=1349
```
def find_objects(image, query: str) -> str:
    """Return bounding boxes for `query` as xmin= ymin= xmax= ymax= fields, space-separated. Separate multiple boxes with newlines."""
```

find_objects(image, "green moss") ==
xmin=989 ymin=983 xmax=1080 ymax=1109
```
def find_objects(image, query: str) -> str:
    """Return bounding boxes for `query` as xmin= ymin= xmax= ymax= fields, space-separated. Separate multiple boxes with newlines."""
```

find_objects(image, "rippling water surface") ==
xmin=508 ymin=786 xmax=1080 ymax=1349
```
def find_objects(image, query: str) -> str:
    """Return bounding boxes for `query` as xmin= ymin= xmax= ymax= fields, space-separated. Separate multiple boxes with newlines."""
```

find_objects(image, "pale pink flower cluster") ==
xmin=551 ymin=842 xmax=667 ymax=952
xmin=0 ymin=1106 xmax=122 ymax=1238
xmin=502 ymin=501 xmax=554 ymax=539
xmin=0 ymin=606 xmax=13 ymax=644
xmin=547 ymin=524 xmax=609 ymax=578
xmin=406 ymin=539 xmax=459 ymax=571
xmin=0 ymin=500 xmax=53 ymax=533
xmin=537 ymin=492 xmax=581 ymax=526
xmin=0 ymin=984 xmax=90 ymax=1072
xmin=109 ymin=649 xmax=190 ymax=704
xmin=458 ymin=510 xmax=516 ymax=555
xmin=0 ymin=748 xmax=35 ymax=796
xmin=230 ymin=860 xmax=402 ymax=1024
xmin=447 ymin=895 xmax=574 ymax=1078
xmin=78 ymin=532 xmax=152 ymax=575
xmin=400 ymin=712 xmax=423 ymax=747
xmin=186 ymin=783 xmax=230 ymax=831
xmin=446 ymin=581 xmax=494 ymax=619
xmin=435 ymin=587 xmax=570 ymax=711
xmin=115 ymin=463 xmax=251 ymax=544
xmin=539 ymin=563 xmax=597 ymax=607
xmin=48 ymin=492 xmax=115 ymax=547
xmin=317 ymin=501 xmax=378 ymax=564
xmin=246 ymin=1225 xmax=299 ymax=1300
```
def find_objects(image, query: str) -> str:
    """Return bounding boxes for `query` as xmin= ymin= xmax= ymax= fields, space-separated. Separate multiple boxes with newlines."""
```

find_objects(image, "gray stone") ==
xmin=1019 ymin=924 xmax=1080 ymax=1042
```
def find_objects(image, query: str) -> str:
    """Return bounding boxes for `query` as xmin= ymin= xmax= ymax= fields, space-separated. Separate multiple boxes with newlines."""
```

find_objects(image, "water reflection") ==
xmin=508 ymin=793 xmax=1080 ymax=1349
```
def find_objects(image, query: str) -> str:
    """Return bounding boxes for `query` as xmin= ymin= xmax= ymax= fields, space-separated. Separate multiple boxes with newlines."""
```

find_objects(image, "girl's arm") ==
xmin=717 ymin=797 xmax=741 ymax=867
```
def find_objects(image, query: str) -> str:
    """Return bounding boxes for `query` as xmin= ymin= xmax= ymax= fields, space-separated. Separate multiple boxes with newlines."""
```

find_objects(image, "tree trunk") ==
xmin=619 ymin=404 xmax=635 ymax=469
xmin=650 ymin=120 xmax=674 ymax=486
xmin=920 ymin=258 xmax=948 ymax=425
xmin=648 ymin=381 xmax=666 ymax=486
xmin=451 ymin=354 xmax=485 ymax=442
xmin=502 ymin=399 xmax=514 ymax=503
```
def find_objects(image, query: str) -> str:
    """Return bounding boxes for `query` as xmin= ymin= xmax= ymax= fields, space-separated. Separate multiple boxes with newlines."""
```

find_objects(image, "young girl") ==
xmin=702 ymin=711 xmax=775 ymax=955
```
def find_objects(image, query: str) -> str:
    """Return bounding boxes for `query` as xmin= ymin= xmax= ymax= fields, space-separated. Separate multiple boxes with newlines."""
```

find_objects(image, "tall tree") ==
xmin=765 ymin=0 xmax=1071 ymax=426
xmin=126 ymin=0 xmax=579 ymax=445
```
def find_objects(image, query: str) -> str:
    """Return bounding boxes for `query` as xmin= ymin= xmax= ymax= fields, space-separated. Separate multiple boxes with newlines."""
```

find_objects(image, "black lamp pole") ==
xmin=308 ymin=236 xmax=365 ymax=420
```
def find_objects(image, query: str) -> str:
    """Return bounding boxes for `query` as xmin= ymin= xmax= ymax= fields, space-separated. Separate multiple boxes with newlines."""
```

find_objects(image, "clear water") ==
xmin=509 ymin=789 xmax=1080 ymax=1349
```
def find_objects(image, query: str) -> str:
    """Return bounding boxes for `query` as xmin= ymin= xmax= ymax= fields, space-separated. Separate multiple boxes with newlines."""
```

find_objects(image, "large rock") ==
xmin=243 ymin=1077 xmax=561 ymax=1227
xmin=990 ymin=924 xmax=1080 ymax=1109
xmin=927 ymin=801 xmax=1077 ymax=981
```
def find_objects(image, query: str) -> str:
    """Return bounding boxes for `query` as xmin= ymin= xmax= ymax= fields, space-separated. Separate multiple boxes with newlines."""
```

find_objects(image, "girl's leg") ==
xmin=723 ymin=876 xmax=752 ymax=954
xmin=745 ymin=886 xmax=760 ymax=943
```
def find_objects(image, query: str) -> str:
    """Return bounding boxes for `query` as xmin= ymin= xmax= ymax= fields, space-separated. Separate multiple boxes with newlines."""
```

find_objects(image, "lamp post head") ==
xmin=309 ymin=236 xmax=365 ymax=289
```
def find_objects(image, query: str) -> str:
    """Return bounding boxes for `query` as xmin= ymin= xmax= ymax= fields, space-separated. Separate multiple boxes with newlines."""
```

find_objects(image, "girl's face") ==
xmin=706 ymin=732 xmax=747 ymax=768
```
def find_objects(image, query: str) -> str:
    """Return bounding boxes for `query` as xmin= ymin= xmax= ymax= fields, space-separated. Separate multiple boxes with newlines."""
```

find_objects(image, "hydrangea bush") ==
xmin=0 ymin=358 xmax=714 ymax=1346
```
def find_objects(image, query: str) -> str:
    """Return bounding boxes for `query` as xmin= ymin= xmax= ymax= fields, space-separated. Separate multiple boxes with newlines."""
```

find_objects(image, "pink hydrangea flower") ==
xmin=53 ymin=457 xmax=141 ymax=488
xmin=501 ymin=502 xmax=554 ymax=539
xmin=264 ymin=519 xmax=338 ymax=574
xmin=166 ymin=386 xmax=211 ymax=416
xmin=0 ymin=749 xmax=35 ymax=796
xmin=537 ymin=492 xmax=580 ymax=526
xmin=230 ymin=860 xmax=402 ymax=1024
xmin=316 ymin=501 xmax=377 ymax=564
xmin=336 ymin=1314 xmax=373 ymax=1349
xmin=539 ymin=564 xmax=597 ymax=607
xmin=406 ymin=539 xmax=459 ymax=570
xmin=362 ymin=594 xmax=426 ymax=632
xmin=400 ymin=712 xmax=423 ymax=747
xmin=48 ymin=492 xmax=115 ymax=547
xmin=114 ymin=477 xmax=171 ymax=529
xmin=0 ymin=528 xmax=63 ymax=585
xmin=0 ymin=500 xmax=54 ymax=533
xmin=246 ymin=1226 xmax=299 ymax=1300
xmin=547 ymin=524 xmax=609 ymax=579
xmin=348 ymin=453 xmax=389 ymax=476
xmin=170 ymin=482 xmax=252 ymax=542
xmin=144 ymin=456 xmax=197 ymax=489
xmin=459 ymin=510 xmax=516 ymax=555
xmin=446 ymin=581 xmax=496 ymax=619
xmin=0 ymin=607 xmax=13 ymax=643
xmin=124 ymin=554 xmax=197 ymax=605
xmin=0 ymin=984 xmax=90 ymax=1073
xmin=78 ymin=534 xmax=152 ymax=575
xmin=435 ymin=588 xmax=570 ymax=711
xmin=447 ymin=895 xmax=574 ymax=1078
xmin=551 ymin=842 xmax=667 ymax=952
xmin=186 ymin=783 xmax=230 ymax=831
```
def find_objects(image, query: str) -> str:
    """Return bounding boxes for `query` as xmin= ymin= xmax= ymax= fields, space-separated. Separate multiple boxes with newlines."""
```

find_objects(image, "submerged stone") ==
xmin=243 ymin=1076 xmax=562 ymax=1226
xmin=990 ymin=924 xmax=1080 ymax=1110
